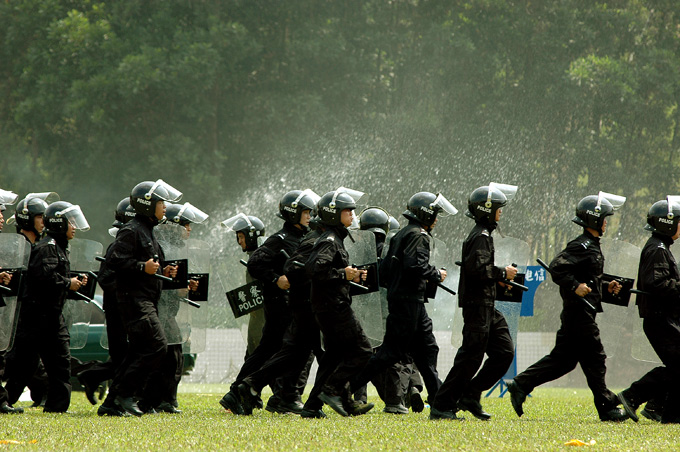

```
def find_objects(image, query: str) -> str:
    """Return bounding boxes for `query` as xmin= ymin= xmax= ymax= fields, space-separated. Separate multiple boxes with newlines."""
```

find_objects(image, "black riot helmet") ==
xmin=645 ymin=197 xmax=680 ymax=236
xmin=278 ymin=189 xmax=319 ymax=224
xmin=466 ymin=182 xmax=517 ymax=223
xmin=130 ymin=179 xmax=183 ymax=217
xmin=318 ymin=190 xmax=357 ymax=227
xmin=221 ymin=213 xmax=265 ymax=252
xmin=113 ymin=198 xmax=136 ymax=227
xmin=14 ymin=196 xmax=50 ymax=234
xmin=359 ymin=207 xmax=390 ymax=237
xmin=165 ymin=202 xmax=209 ymax=226
xmin=403 ymin=192 xmax=458 ymax=227
xmin=388 ymin=216 xmax=400 ymax=232
xmin=572 ymin=191 xmax=626 ymax=235
xmin=44 ymin=201 xmax=89 ymax=234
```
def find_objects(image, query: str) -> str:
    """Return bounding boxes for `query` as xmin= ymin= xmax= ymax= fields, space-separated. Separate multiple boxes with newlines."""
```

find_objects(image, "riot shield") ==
xmin=0 ymin=234 xmax=31 ymax=351
xmin=65 ymin=238 xmax=102 ymax=349
xmin=214 ymin=234 xmax=267 ymax=347
xmin=156 ymin=223 xmax=192 ymax=347
xmin=451 ymin=235 xmax=530 ymax=348
xmin=598 ymin=238 xmax=641 ymax=360
xmin=180 ymin=238 xmax=211 ymax=353
xmin=344 ymin=229 xmax=383 ymax=347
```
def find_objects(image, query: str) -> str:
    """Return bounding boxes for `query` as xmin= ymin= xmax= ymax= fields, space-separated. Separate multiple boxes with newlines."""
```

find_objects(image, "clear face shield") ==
xmin=0 ymin=189 xmax=18 ymax=206
xmin=489 ymin=182 xmax=518 ymax=203
xmin=596 ymin=191 xmax=626 ymax=212
xmin=667 ymin=196 xmax=680 ymax=219
xmin=147 ymin=179 xmax=183 ymax=202
xmin=431 ymin=193 xmax=458 ymax=217
xmin=25 ymin=192 xmax=60 ymax=204
xmin=221 ymin=213 xmax=252 ymax=233
xmin=176 ymin=202 xmax=209 ymax=224
xmin=292 ymin=189 xmax=321 ymax=212
xmin=59 ymin=205 xmax=90 ymax=231
xmin=108 ymin=227 xmax=120 ymax=238
xmin=336 ymin=187 xmax=365 ymax=204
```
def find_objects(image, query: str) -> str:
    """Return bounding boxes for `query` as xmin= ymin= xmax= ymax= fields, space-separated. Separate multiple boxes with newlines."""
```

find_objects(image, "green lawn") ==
xmin=2 ymin=385 xmax=678 ymax=451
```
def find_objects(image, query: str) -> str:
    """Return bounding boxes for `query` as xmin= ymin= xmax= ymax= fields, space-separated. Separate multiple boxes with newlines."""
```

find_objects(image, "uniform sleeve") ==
xmin=284 ymin=238 xmax=314 ymax=285
xmin=549 ymin=245 xmax=581 ymax=293
xmin=462 ymin=234 xmax=504 ymax=282
xmin=401 ymin=232 xmax=442 ymax=282
xmin=108 ymin=227 xmax=146 ymax=274
xmin=306 ymin=240 xmax=345 ymax=282
xmin=30 ymin=245 xmax=71 ymax=291
xmin=641 ymin=247 xmax=680 ymax=302
xmin=247 ymin=235 xmax=283 ymax=284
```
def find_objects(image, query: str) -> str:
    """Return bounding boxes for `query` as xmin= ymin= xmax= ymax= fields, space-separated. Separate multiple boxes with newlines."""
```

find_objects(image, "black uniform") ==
xmin=229 ymin=222 xmax=306 ymax=399
xmin=242 ymin=230 xmax=323 ymax=406
xmin=620 ymin=233 xmax=680 ymax=422
xmin=107 ymin=215 xmax=168 ymax=400
xmin=433 ymin=222 xmax=514 ymax=412
xmin=512 ymin=230 xmax=620 ymax=417
xmin=5 ymin=233 xmax=73 ymax=412
xmin=303 ymin=225 xmax=372 ymax=412
xmin=76 ymin=241 xmax=129 ymax=408
xmin=4 ymin=233 xmax=49 ymax=407
xmin=350 ymin=220 xmax=442 ymax=402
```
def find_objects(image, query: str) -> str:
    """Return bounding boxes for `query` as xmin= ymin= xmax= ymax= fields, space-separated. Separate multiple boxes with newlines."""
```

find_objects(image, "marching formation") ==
xmin=0 ymin=181 xmax=678 ymax=425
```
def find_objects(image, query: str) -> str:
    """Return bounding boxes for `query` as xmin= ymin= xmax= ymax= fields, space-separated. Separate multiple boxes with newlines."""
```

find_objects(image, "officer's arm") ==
xmin=247 ymin=236 xmax=280 ymax=284
xmin=305 ymin=241 xmax=344 ymax=281
xmin=402 ymin=233 xmax=442 ymax=281
xmin=108 ymin=228 xmax=147 ymax=274
xmin=463 ymin=235 xmax=504 ymax=281
xmin=548 ymin=247 xmax=581 ymax=293
xmin=641 ymin=248 xmax=680 ymax=301
xmin=284 ymin=240 xmax=313 ymax=285
xmin=33 ymin=245 xmax=71 ymax=290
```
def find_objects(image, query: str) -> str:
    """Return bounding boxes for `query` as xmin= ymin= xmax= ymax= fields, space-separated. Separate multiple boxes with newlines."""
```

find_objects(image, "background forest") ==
xmin=2 ymin=0 xmax=679 ymax=255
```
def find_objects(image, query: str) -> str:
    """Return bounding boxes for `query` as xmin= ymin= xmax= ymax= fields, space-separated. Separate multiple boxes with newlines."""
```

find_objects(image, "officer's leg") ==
xmin=409 ymin=305 xmax=440 ymax=401
xmin=39 ymin=315 xmax=72 ymax=413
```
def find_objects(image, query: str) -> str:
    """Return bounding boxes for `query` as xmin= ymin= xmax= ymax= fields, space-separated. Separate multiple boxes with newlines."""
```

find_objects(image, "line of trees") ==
xmin=1 ymin=1 xmax=679 ymax=255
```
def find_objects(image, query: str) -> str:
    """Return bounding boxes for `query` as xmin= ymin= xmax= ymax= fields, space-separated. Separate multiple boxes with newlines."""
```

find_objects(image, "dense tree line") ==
xmin=1 ymin=0 xmax=679 ymax=257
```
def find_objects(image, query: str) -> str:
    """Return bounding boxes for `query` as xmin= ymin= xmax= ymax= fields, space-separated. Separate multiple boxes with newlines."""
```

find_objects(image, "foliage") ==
xmin=1 ymin=1 xmax=679 ymax=255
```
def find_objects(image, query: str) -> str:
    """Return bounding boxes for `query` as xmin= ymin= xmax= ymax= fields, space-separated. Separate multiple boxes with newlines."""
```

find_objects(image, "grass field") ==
xmin=2 ymin=385 xmax=679 ymax=451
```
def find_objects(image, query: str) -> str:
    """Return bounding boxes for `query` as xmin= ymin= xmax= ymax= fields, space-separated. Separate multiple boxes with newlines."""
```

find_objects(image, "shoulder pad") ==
xmin=658 ymin=242 xmax=667 ymax=250
xmin=420 ymin=229 xmax=428 ymax=235
xmin=326 ymin=236 xmax=335 ymax=242
xmin=481 ymin=229 xmax=490 ymax=237
xmin=48 ymin=238 xmax=57 ymax=246
xmin=276 ymin=233 xmax=286 ymax=240
xmin=579 ymin=239 xmax=591 ymax=250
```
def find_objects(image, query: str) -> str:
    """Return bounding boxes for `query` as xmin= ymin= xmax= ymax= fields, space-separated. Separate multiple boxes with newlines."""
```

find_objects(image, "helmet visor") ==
xmin=221 ymin=213 xmax=251 ymax=232
xmin=667 ymin=196 xmax=680 ymax=219
xmin=25 ymin=192 xmax=60 ymax=204
xmin=432 ymin=193 xmax=458 ymax=216
xmin=489 ymin=183 xmax=518 ymax=202
xmin=294 ymin=189 xmax=321 ymax=211
xmin=149 ymin=179 xmax=183 ymax=202
xmin=598 ymin=191 xmax=626 ymax=211
xmin=59 ymin=205 xmax=90 ymax=231
xmin=0 ymin=189 xmax=18 ymax=206
xmin=176 ymin=202 xmax=209 ymax=224
xmin=336 ymin=187 xmax=365 ymax=204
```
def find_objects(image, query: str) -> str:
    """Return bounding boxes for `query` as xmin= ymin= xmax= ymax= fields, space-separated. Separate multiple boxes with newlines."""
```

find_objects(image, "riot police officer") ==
xmin=431 ymin=184 xmax=517 ymax=421
xmin=508 ymin=192 xmax=629 ymax=422
xmin=219 ymin=190 xmax=315 ymax=415
xmin=77 ymin=198 xmax=135 ymax=415
xmin=350 ymin=192 xmax=455 ymax=417
xmin=107 ymin=180 xmax=182 ymax=416
xmin=5 ymin=201 xmax=90 ymax=413
xmin=222 ymin=213 xmax=266 ymax=357
xmin=618 ymin=198 xmax=680 ymax=424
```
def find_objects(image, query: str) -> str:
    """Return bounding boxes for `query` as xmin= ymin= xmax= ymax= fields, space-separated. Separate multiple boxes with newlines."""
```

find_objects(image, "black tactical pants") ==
xmin=513 ymin=308 xmax=619 ymax=415
xmin=244 ymin=303 xmax=322 ymax=403
xmin=4 ymin=304 xmax=72 ymax=412
xmin=110 ymin=299 xmax=167 ymax=399
xmin=303 ymin=304 xmax=372 ymax=411
xmin=351 ymin=301 xmax=440 ymax=402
